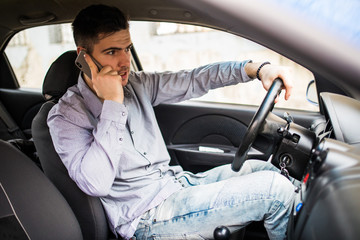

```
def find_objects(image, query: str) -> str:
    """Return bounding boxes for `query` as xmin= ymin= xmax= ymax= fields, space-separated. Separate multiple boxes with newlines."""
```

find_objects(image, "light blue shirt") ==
xmin=47 ymin=61 xmax=252 ymax=239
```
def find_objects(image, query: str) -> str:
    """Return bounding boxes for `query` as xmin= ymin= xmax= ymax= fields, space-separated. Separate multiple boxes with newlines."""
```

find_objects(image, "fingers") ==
xmin=84 ymin=54 xmax=119 ymax=79
xmin=283 ymin=82 xmax=293 ymax=101
xmin=278 ymin=68 xmax=293 ymax=101
xmin=261 ymin=65 xmax=293 ymax=102
xmin=106 ymin=69 xmax=120 ymax=76
xmin=274 ymin=95 xmax=280 ymax=104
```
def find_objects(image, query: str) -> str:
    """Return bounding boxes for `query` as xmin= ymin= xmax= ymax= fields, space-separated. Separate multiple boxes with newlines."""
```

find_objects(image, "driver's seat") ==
xmin=32 ymin=51 xmax=109 ymax=240
xmin=32 ymin=51 xmax=246 ymax=240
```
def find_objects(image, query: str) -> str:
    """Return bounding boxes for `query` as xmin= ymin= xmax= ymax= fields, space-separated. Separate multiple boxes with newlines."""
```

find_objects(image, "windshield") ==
xmin=273 ymin=0 xmax=360 ymax=48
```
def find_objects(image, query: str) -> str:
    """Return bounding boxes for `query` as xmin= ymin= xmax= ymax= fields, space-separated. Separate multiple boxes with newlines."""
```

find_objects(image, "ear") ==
xmin=76 ymin=47 xmax=85 ymax=54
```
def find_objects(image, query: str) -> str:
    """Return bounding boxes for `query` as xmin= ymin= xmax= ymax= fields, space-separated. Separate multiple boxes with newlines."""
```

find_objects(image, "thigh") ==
xmin=134 ymin=170 xmax=295 ymax=240
xmin=177 ymin=160 xmax=280 ymax=187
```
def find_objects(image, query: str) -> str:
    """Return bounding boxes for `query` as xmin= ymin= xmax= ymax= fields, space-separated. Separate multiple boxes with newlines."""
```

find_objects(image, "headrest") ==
xmin=42 ymin=50 xmax=80 ymax=101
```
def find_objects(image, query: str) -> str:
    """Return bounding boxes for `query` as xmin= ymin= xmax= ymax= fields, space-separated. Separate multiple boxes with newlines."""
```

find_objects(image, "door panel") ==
xmin=168 ymin=114 xmax=248 ymax=173
xmin=0 ymin=52 xmax=45 ymax=138
xmin=154 ymin=101 xmax=323 ymax=173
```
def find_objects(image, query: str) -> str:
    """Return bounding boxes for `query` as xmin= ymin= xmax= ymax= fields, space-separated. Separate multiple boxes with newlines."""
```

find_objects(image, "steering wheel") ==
xmin=232 ymin=78 xmax=284 ymax=172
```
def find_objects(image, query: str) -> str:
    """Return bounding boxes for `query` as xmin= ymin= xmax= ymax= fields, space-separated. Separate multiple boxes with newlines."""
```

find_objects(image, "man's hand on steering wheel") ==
xmin=233 ymin=61 xmax=294 ymax=172
xmin=245 ymin=62 xmax=294 ymax=102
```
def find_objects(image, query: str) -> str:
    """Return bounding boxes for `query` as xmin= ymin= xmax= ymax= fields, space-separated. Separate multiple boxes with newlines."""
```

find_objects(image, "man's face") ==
xmin=91 ymin=29 xmax=132 ymax=87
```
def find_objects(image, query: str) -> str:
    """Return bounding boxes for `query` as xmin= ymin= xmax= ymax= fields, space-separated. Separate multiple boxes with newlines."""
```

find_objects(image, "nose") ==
xmin=117 ymin=50 xmax=131 ymax=66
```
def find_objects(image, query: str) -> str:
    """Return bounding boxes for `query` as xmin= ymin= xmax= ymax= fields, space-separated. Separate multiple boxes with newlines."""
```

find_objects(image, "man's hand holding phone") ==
xmin=82 ymin=52 xmax=124 ymax=104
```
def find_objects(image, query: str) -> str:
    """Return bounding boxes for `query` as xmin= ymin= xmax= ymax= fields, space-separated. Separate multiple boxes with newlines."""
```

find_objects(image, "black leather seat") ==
xmin=32 ymin=51 xmax=109 ymax=240
xmin=0 ymin=139 xmax=83 ymax=239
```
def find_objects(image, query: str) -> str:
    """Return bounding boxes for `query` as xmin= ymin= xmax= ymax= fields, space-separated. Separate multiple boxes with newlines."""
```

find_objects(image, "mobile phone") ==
xmin=75 ymin=50 xmax=103 ymax=80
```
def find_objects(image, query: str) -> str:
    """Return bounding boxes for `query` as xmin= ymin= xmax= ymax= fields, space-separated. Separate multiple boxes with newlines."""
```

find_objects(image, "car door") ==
xmin=3 ymin=22 xmax=324 ymax=176
xmin=0 ymin=52 xmax=44 ymax=139
xmin=154 ymin=100 xmax=323 ymax=174
xmin=3 ymin=24 xmax=77 ymax=139
xmin=130 ymin=21 xmax=323 ymax=174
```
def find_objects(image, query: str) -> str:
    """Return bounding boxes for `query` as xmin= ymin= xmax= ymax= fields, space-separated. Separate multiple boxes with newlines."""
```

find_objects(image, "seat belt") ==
xmin=0 ymin=101 xmax=26 ymax=139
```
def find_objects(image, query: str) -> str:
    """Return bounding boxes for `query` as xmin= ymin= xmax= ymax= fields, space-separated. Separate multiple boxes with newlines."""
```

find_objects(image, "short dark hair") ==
xmin=72 ymin=4 xmax=129 ymax=53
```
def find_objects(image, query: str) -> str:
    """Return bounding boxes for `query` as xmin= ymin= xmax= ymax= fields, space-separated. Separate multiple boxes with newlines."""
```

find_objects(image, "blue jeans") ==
xmin=134 ymin=160 xmax=297 ymax=240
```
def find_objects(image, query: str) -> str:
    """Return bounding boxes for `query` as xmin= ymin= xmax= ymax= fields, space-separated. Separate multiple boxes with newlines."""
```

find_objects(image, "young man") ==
xmin=48 ymin=4 xmax=296 ymax=240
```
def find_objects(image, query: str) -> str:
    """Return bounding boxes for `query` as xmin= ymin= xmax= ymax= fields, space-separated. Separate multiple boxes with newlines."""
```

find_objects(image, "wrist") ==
xmin=256 ymin=62 xmax=271 ymax=81
xmin=244 ymin=61 xmax=271 ymax=80
xmin=244 ymin=61 xmax=257 ymax=79
xmin=105 ymin=95 xmax=124 ymax=104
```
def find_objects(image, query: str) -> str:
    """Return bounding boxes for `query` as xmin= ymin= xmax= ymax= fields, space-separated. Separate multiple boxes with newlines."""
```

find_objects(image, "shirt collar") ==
xmin=77 ymin=74 xmax=103 ymax=118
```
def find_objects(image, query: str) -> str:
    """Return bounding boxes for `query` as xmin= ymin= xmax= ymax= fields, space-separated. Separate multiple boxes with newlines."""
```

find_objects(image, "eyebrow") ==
xmin=101 ymin=43 xmax=133 ymax=53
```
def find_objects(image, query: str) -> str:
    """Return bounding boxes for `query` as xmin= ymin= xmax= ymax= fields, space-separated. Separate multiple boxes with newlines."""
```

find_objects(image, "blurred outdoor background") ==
xmin=5 ymin=21 xmax=317 ymax=111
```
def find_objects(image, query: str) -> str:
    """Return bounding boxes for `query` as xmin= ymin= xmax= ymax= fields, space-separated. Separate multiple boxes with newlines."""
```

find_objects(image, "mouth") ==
xmin=119 ymin=71 xmax=127 ymax=80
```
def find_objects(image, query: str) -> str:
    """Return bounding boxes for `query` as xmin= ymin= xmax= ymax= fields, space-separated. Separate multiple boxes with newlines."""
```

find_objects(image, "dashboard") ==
xmin=289 ymin=92 xmax=360 ymax=240
xmin=320 ymin=92 xmax=360 ymax=146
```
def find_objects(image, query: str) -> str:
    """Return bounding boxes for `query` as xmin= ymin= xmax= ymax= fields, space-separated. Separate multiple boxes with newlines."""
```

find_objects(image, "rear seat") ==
xmin=0 ymin=99 xmax=39 ymax=167
xmin=0 ymin=100 xmax=26 ymax=140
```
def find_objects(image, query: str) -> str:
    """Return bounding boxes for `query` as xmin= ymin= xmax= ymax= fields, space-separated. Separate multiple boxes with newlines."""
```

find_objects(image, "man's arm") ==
xmin=137 ymin=60 xmax=293 ymax=106
xmin=48 ymin=99 xmax=127 ymax=197
xmin=138 ymin=60 xmax=252 ymax=106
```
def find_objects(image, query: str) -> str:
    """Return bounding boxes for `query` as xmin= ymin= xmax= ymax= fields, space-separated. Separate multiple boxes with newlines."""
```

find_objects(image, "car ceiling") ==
xmin=1 ymin=0 xmax=360 ymax=98
xmin=0 ymin=0 xmax=194 ymax=38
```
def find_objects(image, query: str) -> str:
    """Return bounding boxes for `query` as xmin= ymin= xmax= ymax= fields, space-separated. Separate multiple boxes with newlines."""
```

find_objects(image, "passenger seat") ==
xmin=0 ymin=139 xmax=82 ymax=239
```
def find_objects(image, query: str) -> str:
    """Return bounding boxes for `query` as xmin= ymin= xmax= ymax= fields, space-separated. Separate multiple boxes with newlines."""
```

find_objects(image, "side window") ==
xmin=5 ymin=24 xmax=75 ymax=89
xmin=6 ymin=22 xmax=317 ymax=112
xmin=130 ymin=22 xmax=318 ymax=112
xmin=5 ymin=23 xmax=138 ymax=89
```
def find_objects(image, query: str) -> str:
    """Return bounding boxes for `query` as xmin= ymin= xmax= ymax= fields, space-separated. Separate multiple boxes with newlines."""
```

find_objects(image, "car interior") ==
xmin=1 ymin=0 xmax=360 ymax=240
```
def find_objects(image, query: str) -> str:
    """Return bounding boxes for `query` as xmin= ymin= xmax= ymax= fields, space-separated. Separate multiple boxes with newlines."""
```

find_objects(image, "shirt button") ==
xmin=119 ymin=138 xmax=123 ymax=141
xmin=131 ymin=131 xmax=134 ymax=134
xmin=182 ymin=184 xmax=185 ymax=187
xmin=143 ymin=152 xmax=147 ymax=155
xmin=121 ymin=112 xmax=126 ymax=116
